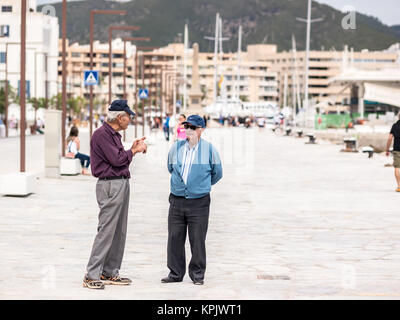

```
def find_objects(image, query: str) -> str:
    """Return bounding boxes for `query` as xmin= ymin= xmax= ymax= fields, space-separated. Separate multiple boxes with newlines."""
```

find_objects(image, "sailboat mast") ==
xmin=236 ymin=25 xmax=242 ymax=101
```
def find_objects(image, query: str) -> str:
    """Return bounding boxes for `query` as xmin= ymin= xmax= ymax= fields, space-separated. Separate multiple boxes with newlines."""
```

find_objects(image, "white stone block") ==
xmin=60 ymin=158 xmax=81 ymax=175
xmin=0 ymin=172 xmax=38 ymax=196
xmin=0 ymin=124 xmax=5 ymax=138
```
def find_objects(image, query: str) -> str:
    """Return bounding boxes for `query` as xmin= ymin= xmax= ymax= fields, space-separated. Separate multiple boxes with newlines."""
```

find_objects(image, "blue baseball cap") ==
xmin=108 ymin=100 xmax=136 ymax=118
xmin=182 ymin=115 xmax=206 ymax=128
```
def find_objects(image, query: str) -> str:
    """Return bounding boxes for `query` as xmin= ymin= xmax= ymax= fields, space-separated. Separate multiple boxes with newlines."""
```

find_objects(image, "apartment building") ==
xmin=57 ymin=38 xmax=138 ymax=108
xmin=140 ymin=43 xmax=279 ymax=111
xmin=269 ymin=47 xmax=399 ymax=109
xmin=58 ymin=36 xmax=399 ymax=115
xmin=58 ymin=40 xmax=280 ymax=113
xmin=0 ymin=0 xmax=59 ymax=100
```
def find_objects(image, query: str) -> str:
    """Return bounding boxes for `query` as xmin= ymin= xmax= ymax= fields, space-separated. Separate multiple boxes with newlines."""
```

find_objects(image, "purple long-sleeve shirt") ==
xmin=90 ymin=122 xmax=133 ymax=179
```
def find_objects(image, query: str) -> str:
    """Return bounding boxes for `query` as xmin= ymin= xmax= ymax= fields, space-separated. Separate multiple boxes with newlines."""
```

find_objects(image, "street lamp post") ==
xmin=20 ymin=0 xmax=27 ymax=172
xmin=166 ymin=73 xmax=176 ymax=115
xmin=121 ymin=37 xmax=150 ymax=141
xmin=122 ymin=37 xmax=150 ymax=100
xmin=137 ymin=47 xmax=157 ymax=137
xmin=160 ymin=67 xmax=175 ymax=116
xmin=4 ymin=43 xmax=10 ymax=138
xmin=107 ymin=25 xmax=140 ymax=105
xmin=89 ymin=10 xmax=126 ymax=139
xmin=61 ymin=0 xmax=67 ymax=156
xmin=296 ymin=0 xmax=323 ymax=121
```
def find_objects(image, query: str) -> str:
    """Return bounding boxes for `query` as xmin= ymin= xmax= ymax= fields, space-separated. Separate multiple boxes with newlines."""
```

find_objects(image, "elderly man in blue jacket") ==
xmin=162 ymin=115 xmax=223 ymax=285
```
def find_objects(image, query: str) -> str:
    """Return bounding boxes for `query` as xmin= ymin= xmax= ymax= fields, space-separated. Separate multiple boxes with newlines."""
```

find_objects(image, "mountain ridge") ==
xmin=41 ymin=0 xmax=400 ymax=52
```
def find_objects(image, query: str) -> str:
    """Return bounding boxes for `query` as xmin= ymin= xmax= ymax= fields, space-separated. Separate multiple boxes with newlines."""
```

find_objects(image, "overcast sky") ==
xmin=37 ymin=0 xmax=399 ymax=26
xmin=317 ymin=0 xmax=399 ymax=26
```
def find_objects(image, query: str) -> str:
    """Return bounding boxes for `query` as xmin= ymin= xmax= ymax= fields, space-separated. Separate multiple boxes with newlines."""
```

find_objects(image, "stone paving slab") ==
xmin=0 ymin=127 xmax=399 ymax=299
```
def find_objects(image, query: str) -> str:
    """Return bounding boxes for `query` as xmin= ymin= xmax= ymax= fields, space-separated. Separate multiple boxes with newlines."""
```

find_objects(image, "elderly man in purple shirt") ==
xmin=83 ymin=100 xmax=147 ymax=290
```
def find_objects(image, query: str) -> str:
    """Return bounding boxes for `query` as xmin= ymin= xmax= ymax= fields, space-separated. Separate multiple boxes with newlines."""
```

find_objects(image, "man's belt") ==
xmin=99 ymin=176 xmax=129 ymax=181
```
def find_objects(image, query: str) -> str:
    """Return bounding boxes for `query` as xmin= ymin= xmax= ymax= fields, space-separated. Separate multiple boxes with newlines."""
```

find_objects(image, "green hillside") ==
xmin=43 ymin=0 xmax=400 ymax=52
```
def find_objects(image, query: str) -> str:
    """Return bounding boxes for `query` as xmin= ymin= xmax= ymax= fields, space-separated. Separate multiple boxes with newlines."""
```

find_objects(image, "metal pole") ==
xmin=236 ymin=25 xmax=242 ymax=101
xmin=134 ymin=50 xmax=138 ymax=138
xmin=108 ymin=26 xmax=141 ymax=106
xmin=20 ymin=0 xmax=26 ymax=172
xmin=62 ymin=0 xmax=67 ymax=156
xmin=283 ymin=73 xmax=288 ymax=108
xmin=213 ymin=13 xmax=219 ymax=103
xmin=123 ymin=40 xmax=127 ymax=141
xmin=141 ymin=53 xmax=145 ymax=137
xmin=304 ymin=0 xmax=312 ymax=113
xmin=173 ymin=53 xmax=177 ymax=118
xmin=5 ymin=44 xmax=9 ymax=138
xmin=89 ymin=10 xmax=127 ymax=139
xmin=89 ymin=11 xmax=94 ymax=139
xmin=148 ymin=55 xmax=152 ymax=135
xmin=183 ymin=23 xmax=188 ymax=111
xmin=123 ymin=41 xmax=127 ymax=100
xmin=108 ymin=27 xmax=112 ymax=105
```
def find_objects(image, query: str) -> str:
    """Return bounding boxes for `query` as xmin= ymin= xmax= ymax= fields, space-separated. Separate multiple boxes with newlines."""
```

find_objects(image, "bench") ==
xmin=305 ymin=133 xmax=316 ymax=144
xmin=60 ymin=158 xmax=81 ymax=175
xmin=362 ymin=146 xmax=374 ymax=158
xmin=341 ymin=137 xmax=358 ymax=153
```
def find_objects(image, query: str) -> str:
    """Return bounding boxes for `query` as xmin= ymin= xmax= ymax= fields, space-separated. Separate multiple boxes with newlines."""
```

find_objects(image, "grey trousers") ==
xmin=86 ymin=178 xmax=130 ymax=280
xmin=167 ymin=193 xmax=210 ymax=281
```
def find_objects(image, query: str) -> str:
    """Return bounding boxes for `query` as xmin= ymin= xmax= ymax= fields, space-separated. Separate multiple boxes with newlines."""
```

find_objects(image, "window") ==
xmin=0 ymin=25 xmax=10 ymax=37
xmin=71 ymin=52 xmax=81 ymax=58
xmin=1 ymin=6 xmax=12 ymax=12
xmin=0 ymin=52 xmax=6 ymax=64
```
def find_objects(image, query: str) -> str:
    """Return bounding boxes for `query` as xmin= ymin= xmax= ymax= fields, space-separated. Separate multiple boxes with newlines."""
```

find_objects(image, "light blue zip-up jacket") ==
xmin=167 ymin=138 xmax=223 ymax=199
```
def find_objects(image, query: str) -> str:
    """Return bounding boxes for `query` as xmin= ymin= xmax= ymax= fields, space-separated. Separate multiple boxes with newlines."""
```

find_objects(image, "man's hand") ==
xmin=386 ymin=150 xmax=390 ymax=157
xmin=131 ymin=137 xmax=147 ymax=155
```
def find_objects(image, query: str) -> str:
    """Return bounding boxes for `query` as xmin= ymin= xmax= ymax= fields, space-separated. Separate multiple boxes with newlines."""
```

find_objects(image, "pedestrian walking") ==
xmin=83 ymin=100 xmax=147 ymax=290
xmin=162 ymin=115 xmax=223 ymax=286
xmin=386 ymin=113 xmax=400 ymax=192
xmin=163 ymin=114 xmax=170 ymax=141
xmin=174 ymin=114 xmax=187 ymax=141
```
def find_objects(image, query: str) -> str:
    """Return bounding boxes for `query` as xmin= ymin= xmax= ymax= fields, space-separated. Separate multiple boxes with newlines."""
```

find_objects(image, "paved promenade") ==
xmin=0 ymin=126 xmax=399 ymax=299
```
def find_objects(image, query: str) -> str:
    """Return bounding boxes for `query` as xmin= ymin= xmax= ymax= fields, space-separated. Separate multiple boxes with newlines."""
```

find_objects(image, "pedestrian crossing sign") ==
xmin=84 ymin=70 xmax=99 ymax=86
xmin=139 ymin=89 xmax=149 ymax=99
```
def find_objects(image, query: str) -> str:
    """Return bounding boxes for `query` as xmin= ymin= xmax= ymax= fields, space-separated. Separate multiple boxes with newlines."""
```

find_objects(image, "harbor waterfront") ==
xmin=1 ymin=0 xmax=400 ymax=304
xmin=0 ymin=126 xmax=399 ymax=299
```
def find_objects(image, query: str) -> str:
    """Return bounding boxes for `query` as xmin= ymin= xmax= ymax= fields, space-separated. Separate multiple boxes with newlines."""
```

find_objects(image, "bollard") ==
xmin=362 ymin=146 xmax=374 ymax=158
xmin=341 ymin=137 xmax=358 ymax=153
xmin=305 ymin=133 xmax=316 ymax=144
xmin=285 ymin=127 xmax=291 ymax=136
xmin=296 ymin=129 xmax=303 ymax=138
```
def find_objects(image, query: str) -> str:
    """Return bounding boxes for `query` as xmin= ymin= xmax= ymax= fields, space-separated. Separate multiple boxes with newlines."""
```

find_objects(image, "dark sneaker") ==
xmin=161 ymin=277 xmax=182 ymax=283
xmin=100 ymin=274 xmax=132 ymax=286
xmin=193 ymin=279 xmax=204 ymax=285
xmin=82 ymin=276 xmax=105 ymax=290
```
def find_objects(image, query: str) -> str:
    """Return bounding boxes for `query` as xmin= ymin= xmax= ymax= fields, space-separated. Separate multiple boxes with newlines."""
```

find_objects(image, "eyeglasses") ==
xmin=184 ymin=124 xmax=198 ymax=130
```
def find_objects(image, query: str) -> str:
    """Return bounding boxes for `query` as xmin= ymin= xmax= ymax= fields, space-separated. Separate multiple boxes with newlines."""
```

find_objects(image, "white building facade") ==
xmin=0 ymin=0 xmax=59 ymax=101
